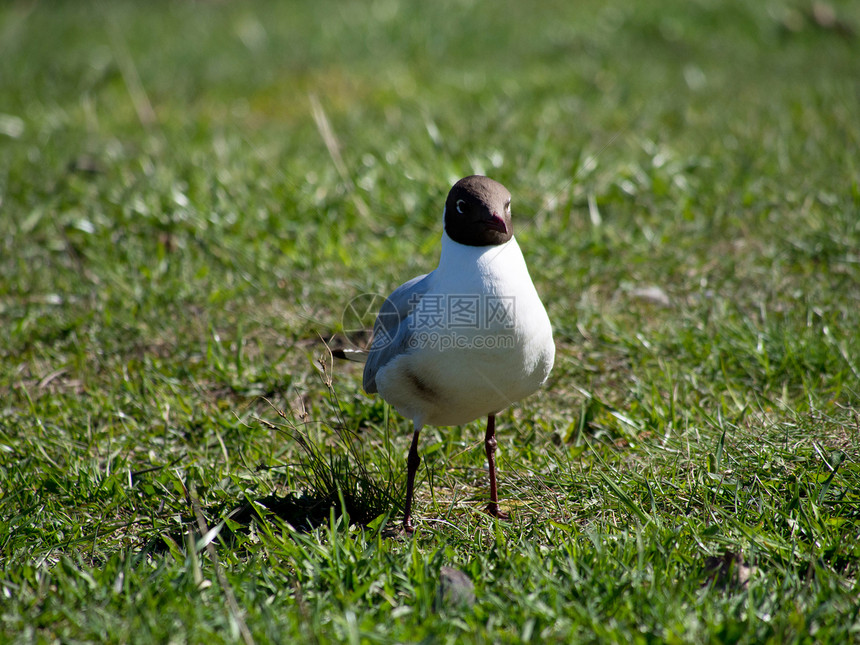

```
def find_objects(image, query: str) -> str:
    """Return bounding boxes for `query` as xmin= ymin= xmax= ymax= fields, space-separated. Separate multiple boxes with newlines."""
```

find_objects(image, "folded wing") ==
xmin=363 ymin=273 xmax=431 ymax=393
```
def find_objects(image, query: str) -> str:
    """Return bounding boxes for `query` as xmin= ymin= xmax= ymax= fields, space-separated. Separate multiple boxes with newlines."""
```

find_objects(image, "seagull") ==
xmin=339 ymin=175 xmax=554 ymax=532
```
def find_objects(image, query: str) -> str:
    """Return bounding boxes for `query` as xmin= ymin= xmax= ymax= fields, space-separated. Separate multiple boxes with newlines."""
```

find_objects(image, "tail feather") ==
xmin=331 ymin=348 xmax=368 ymax=363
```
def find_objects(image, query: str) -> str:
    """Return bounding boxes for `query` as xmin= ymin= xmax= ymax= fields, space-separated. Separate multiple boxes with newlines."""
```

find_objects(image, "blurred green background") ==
xmin=1 ymin=1 xmax=859 ymax=642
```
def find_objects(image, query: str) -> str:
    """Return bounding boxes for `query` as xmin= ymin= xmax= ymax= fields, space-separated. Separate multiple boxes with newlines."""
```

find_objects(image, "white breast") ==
xmin=375 ymin=233 xmax=554 ymax=428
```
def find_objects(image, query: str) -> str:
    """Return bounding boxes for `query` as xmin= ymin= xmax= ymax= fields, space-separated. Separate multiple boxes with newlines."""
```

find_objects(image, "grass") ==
xmin=1 ymin=0 xmax=859 ymax=642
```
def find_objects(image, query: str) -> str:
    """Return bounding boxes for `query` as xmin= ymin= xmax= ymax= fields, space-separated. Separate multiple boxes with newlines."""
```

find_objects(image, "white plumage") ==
xmin=366 ymin=231 xmax=554 ymax=428
xmin=346 ymin=175 xmax=554 ymax=532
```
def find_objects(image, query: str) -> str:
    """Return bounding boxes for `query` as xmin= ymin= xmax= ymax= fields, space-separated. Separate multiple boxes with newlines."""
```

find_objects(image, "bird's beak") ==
xmin=483 ymin=214 xmax=508 ymax=234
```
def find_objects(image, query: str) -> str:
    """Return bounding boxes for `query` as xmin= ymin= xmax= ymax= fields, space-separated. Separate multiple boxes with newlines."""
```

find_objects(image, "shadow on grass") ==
xmin=233 ymin=353 xmax=401 ymax=532
xmin=142 ymin=353 xmax=400 ymax=558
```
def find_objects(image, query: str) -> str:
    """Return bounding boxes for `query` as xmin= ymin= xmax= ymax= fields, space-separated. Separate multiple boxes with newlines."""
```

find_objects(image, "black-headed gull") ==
xmin=343 ymin=175 xmax=554 ymax=532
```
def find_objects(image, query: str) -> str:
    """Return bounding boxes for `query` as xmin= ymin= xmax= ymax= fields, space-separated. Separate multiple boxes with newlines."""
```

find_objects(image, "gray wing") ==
xmin=363 ymin=273 xmax=432 ymax=393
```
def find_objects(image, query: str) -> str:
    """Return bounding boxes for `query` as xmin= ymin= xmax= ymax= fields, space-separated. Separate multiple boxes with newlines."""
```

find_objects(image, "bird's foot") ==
xmin=486 ymin=504 xmax=509 ymax=520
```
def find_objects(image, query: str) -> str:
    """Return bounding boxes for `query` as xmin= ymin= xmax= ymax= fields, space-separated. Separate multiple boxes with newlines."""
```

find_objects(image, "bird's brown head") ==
xmin=444 ymin=175 xmax=513 ymax=247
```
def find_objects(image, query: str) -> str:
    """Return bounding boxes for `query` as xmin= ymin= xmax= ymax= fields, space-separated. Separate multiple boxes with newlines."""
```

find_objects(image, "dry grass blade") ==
xmin=309 ymin=93 xmax=370 ymax=219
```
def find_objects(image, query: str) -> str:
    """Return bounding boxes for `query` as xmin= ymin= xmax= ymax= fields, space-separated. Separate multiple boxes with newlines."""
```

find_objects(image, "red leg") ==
xmin=485 ymin=414 xmax=509 ymax=519
xmin=403 ymin=427 xmax=422 ymax=533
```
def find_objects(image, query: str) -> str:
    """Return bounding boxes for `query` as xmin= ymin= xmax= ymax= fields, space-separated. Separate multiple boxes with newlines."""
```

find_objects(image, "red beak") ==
xmin=483 ymin=214 xmax=507 ymax=234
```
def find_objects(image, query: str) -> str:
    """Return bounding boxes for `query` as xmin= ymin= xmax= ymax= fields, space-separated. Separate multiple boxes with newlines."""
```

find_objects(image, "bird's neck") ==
xmin=436 ymin=232 xmax=524 ymax=285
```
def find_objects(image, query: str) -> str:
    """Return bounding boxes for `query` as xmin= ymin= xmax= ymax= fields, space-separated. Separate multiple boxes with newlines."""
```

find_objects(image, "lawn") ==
xmin=1 ymin=0 xmax=859 ymax=642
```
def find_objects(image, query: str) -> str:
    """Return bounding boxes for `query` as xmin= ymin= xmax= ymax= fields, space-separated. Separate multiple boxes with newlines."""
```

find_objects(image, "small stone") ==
xmin=630 ymin=285 xmax=671 ymax=307
xmin=703 ymin=551 xmax=752 ymax=589
xmin=436 ymin=566 xmax=475 ymax=610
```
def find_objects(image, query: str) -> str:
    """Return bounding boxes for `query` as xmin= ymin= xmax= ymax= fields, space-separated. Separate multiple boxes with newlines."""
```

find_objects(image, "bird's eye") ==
xmin=505 ymin=200 xmax=511 ymax=214
xmin=456 ymin=199 xmax=466 ymax=214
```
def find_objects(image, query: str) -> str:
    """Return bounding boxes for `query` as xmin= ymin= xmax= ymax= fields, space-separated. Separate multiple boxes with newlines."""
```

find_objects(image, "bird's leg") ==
xmin=484 ymin=414 xmax=509 ymax=519
xmin=403 ymin=427 xmax=422 ymax=533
